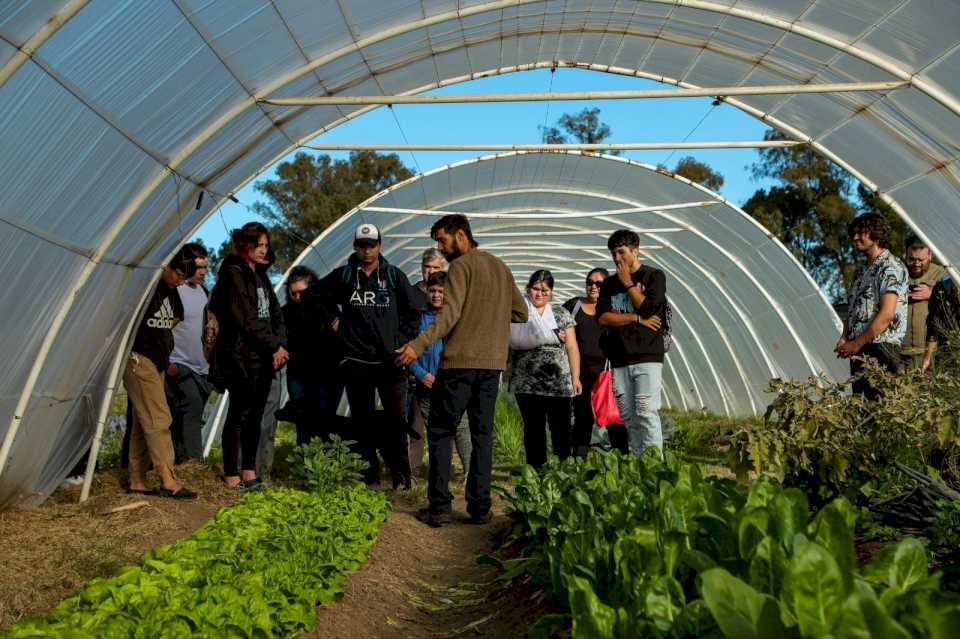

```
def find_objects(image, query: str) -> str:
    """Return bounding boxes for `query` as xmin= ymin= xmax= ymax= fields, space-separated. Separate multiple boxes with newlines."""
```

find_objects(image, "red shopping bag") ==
xmin=591 ymin=365 xmax=623 ymax=427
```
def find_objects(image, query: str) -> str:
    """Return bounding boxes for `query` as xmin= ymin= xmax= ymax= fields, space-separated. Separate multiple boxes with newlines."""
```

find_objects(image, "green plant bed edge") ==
xmin=2 ymin=486 xmax=390 ymax=639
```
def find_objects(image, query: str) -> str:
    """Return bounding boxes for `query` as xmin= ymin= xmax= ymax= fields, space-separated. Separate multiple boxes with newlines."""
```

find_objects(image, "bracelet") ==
xmin=624 ymin=282 xmax=636 ymax=290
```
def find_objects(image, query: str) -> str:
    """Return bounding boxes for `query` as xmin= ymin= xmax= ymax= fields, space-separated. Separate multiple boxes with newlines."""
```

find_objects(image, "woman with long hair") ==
xmin=508 ymin=270 xmax=581 ymax=468
xmin=209 ymin=222 xmax=288 ymax=490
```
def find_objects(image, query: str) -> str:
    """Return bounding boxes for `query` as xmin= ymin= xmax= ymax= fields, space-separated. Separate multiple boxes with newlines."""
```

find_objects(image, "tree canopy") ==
xmin=540 ymin=107 xmax=619 ymax=154
xmin=214 ymin=151 xmax=413 ymax=273
xmin=669 ymin=156 xmax=725 ymax=192
xmin=743 ymin=131 xmax=909 ymax=302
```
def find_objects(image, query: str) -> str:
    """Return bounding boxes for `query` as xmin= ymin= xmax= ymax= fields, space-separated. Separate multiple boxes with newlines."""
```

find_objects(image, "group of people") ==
xmin=837 ymin=213 xmax=960 ymax=400
xmin=120 ymin=207 xmax=955 ymax=518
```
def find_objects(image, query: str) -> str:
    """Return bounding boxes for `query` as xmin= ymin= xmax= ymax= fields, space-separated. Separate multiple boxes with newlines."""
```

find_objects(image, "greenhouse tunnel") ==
xmin=0 ymin=0 xmax=957 ymax=507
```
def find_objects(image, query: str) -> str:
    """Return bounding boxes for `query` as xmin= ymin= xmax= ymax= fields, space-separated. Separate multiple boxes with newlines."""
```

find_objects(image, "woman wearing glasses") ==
xmin=562 ymin=268 xmax=630 ymax=456
xmin=508 ymin=270 xmax=581 ymax=469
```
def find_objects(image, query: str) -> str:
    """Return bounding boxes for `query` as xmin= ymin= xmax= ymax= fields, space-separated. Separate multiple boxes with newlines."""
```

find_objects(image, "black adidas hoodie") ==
xmin=306 ymin=253 xmax=420 ymax=365
xmin=132 ymin=281 xmax=184 ymax=371
xmin=209 ymin=253 xmax=286 ymax=388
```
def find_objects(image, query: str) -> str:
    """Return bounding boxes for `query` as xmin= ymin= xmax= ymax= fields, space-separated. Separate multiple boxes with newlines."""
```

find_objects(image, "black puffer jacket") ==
xmin=305 ymin=253 xmax=420 ymax=364
xmin=209 ymin=253 xmax=286 ymax=389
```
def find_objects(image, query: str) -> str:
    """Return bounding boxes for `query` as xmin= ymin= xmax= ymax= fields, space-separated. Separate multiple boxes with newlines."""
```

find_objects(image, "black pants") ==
xmin=427 ymin=368 xmax=499 ymax=517
xmin=850 ymin=342 xmax=902 ymax=401
xmin=342 ymin=360 xmax=410 ymax=485
xmin=571 ymin=373 xmax=599 ymax=458
xmin=222 ymin=370 xmax=273 ymax=476
xmin=166 ymin=368 xmax=211 ymax=462
xmin=516 ymin=393 xmax=572 ymax=469
xmin=607 ymin=423 xmax=629 ymax=455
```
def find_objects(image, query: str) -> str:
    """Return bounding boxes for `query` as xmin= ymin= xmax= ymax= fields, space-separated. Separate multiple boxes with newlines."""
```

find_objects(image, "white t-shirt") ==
xmin=170 ymin=283 xmax=209 ymax=375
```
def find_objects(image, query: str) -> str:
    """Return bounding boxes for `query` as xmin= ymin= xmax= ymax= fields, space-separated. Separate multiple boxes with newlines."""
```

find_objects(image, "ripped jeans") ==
xmin=612 ymin=363 xmax=663 ymax=455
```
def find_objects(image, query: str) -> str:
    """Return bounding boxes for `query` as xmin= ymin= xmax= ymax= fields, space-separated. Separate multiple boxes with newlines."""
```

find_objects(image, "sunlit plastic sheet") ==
xmin=1 ymin=0 xmax=958 ymax=506
xmin=285 ymin=151 xmax=847 ymax=419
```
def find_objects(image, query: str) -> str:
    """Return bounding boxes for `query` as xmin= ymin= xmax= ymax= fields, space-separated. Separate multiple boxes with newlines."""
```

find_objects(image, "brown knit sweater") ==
xmin=411 ymin=249 xmax=527 ymax=370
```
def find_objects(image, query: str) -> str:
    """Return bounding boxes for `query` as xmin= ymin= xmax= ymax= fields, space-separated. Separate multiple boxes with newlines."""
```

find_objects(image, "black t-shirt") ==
xmin=596 ymin=266 xmax=666 ymax=366
xmin=132 ymin=282 xmax=184 ymax=371
xmin=563 ymin=297 xmax=606 ymax=380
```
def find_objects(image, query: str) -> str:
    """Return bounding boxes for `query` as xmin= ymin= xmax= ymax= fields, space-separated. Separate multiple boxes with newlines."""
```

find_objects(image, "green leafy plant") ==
xmin=495 ymin=451 xmax=960 ymax=638
xmin=285 ymin=434 xmax=368 ymax=493
xmin=2 ymin=487 xmax=389 ymax=638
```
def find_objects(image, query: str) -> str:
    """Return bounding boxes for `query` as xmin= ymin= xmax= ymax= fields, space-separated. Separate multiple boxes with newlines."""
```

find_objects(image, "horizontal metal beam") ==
xmin=398 ymin=244 xmax=661 ymax=250
xmin=362 ymin=201 xmax=719 ymax=219
xmin=385 ymin=228 xmax=686 ymax=238
xmin=264 ymin=80 xmax=907 ymax=106
xmin=306 ymin=141 xmax=801 ymax=151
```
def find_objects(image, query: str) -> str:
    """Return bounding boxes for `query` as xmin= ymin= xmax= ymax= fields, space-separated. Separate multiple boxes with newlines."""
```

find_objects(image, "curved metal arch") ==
xmin=389 ymin=241 xmax=714 ymax=412
xmin=406 ymin=181 xmax=809 ymax=379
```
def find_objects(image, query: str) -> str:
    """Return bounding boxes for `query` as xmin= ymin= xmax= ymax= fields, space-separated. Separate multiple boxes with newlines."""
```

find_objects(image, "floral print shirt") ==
xmin=507 ymin=304 xmax=576 ymax=397
xmin=846 ymin=249 xmax=908 ymax=345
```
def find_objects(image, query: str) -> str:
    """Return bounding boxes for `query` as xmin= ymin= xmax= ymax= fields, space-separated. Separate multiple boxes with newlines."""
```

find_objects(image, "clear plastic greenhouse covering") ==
xmin=0 ymin=0 xmax=957 ymax=507
xmin=285 ymin=150 xmax=846 ymax=410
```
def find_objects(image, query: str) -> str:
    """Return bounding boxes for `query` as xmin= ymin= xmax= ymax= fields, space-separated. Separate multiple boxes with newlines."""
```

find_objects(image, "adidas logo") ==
xmin=147 ymin=297 xmax=175 ymax=329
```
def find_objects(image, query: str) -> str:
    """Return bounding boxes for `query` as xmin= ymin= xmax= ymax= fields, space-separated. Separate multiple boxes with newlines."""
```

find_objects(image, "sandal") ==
xmin=158 ymin=487 xmax=197 ymax=500
xmin=126 ymin=488 xmax=157 ymax=496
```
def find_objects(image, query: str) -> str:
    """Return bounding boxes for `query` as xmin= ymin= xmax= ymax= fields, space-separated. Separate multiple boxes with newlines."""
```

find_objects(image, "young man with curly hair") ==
xmin=836 ymin=213 xmax=908 ymax=399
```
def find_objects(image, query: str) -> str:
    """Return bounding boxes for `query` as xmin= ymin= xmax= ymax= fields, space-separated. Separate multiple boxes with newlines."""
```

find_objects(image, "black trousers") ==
xmin=850 ymin=342 xmax=902 ymax=401
xmin=607 ymin=423 xmax=629 ymax=455
xmin=223 ymin=370 xmax=273 ymax=476
xmin=427 ymin=369 xmax=499 ymax=517
xmin=571 ymin=373 xmax=599 ymax=457
xmin=516 ymin=393 xmax=572 ymax=469
xmin=342 ymin=360 xmax=411 ymax=485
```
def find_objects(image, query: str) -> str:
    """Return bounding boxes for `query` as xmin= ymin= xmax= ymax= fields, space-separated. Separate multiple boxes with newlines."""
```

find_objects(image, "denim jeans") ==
xmin=611 ymin=362 xmax=663 ymax=455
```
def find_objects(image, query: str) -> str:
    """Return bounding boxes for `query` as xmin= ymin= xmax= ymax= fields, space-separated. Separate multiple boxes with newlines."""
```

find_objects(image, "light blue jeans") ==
xmin=612 ymin=363 xmax=663 ymax=455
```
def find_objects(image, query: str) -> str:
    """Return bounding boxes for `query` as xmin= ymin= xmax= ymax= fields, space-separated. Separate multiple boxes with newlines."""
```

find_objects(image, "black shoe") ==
xmin=466 ymin=511 xmax=493 ymax=525
xmin=416 ymin=507 xmax=452 ymax=528
xmin=405 ymin=426 xmax=422 ymax=441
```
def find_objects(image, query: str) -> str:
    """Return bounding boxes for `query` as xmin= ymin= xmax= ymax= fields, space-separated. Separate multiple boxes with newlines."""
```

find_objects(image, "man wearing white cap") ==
xmin=305 ymin=223 xmax=421 ymax=488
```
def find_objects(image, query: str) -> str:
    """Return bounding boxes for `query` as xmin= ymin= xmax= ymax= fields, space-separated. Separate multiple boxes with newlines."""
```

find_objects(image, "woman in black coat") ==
xmin=210 ymin=222 xmax=287 ymax=490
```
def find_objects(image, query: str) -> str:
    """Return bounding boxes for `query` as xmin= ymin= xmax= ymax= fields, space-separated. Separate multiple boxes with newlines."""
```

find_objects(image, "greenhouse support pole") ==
xmin=262 ymin=81 xmax=907 ymax=105
xmin=79 ymin=276 xmax=159 ymax=503
xmin=306 ymin=141 xmax=801 ymax=151
xmin=0 ymin=0 xmax=90 ymax=89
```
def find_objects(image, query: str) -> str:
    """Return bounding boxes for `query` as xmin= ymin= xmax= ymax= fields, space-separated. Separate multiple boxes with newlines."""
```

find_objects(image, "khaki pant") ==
xmin=123 ymin=352 xmax=175 ymax=484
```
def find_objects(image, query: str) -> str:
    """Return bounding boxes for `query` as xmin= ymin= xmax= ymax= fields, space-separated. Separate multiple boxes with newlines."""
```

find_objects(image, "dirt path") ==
xmin=307 ymin=489 xmax=551 ymax=639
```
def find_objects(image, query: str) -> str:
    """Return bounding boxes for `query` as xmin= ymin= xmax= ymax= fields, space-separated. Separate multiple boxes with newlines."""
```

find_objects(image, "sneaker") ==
xmin=415 ymin=507 xmax=452 ymax=528
xmin=240 ymin=478 xmax=265 ymax=492
xmin=466 ymin=511 xmax=493 ymax=525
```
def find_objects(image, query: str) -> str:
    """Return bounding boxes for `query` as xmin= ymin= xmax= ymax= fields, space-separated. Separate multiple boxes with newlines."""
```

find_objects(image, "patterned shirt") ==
xmin=507 ymin=304 xmax=576 ymax=397
xmin=846 ymin=249 xmax=908 ymax=345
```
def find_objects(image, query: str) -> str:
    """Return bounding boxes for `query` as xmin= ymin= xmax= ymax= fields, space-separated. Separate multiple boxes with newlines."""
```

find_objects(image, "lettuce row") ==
xmin=3 ymin=486 xmax=389 ymax=638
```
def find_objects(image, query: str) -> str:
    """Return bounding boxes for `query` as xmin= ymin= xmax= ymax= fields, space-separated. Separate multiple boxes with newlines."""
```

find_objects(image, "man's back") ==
xmin=413 ymin=249 xmax=526 ymax=371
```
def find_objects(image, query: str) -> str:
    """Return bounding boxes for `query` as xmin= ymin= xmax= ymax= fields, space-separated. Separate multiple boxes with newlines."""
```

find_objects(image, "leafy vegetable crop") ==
xmin=496 ymin=451 xmax=960 ymax=638
xmin=2 ymin=487 xmax=389 ymax=638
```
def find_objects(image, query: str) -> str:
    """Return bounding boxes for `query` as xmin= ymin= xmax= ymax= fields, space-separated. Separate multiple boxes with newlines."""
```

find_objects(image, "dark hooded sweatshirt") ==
xmin=306 ymin=253 xmax=420 ymax=365
xmin=208 ymin=253 xmax=286 ymax=389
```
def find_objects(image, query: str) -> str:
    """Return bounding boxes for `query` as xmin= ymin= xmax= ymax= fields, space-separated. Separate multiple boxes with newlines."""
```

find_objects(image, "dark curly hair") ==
xmin=847 ymin=212 xmax=892 ymax=250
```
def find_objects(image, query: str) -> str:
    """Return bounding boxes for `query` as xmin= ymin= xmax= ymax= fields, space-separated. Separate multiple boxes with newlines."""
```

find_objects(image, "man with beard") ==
xmin=901 ymin=235 xmax=946 ymax=370
xmin=396 ymin=214 xmax=527 ymax=527
xmin=836 ymin=213 xmax=908 ymax=399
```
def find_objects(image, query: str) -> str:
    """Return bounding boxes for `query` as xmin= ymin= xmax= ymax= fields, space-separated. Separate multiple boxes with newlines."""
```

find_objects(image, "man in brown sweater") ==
xmin=396 ymin=214 xmax=527 ymax=526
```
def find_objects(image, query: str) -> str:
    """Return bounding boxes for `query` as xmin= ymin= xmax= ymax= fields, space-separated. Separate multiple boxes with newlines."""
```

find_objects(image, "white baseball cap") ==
xmin=354 ymin=223 xmax=381 ymax=243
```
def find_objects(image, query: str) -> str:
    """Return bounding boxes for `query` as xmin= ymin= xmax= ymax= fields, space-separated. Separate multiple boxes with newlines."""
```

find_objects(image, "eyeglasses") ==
xmin=585 ymin=279 xmax=604 ymax=287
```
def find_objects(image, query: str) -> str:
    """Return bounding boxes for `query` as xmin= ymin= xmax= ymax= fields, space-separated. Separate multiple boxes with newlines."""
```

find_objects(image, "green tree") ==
xmin=540 ymin=107 xmax=619 ymax=154
xmin=668 ymin=156 xmax=725 ymax=191
xmin=213 ymin=151 xmax=413 ymax=273
xmin=743 ymin=131 xmax=910 ymax=301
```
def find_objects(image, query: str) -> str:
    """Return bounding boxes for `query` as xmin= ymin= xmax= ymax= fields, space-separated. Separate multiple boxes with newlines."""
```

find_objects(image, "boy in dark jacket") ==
xmin=306 ymin=223 xmax=421 ymax=488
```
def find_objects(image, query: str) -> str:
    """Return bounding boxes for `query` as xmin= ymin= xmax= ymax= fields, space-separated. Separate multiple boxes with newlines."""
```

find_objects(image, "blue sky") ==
xmin=194 ymin=68 xmax=777 ymax=251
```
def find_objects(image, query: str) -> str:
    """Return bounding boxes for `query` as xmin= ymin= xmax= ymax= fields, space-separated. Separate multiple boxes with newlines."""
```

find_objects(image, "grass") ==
xmin=493 ymin=392 xmax=525 ymax=467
